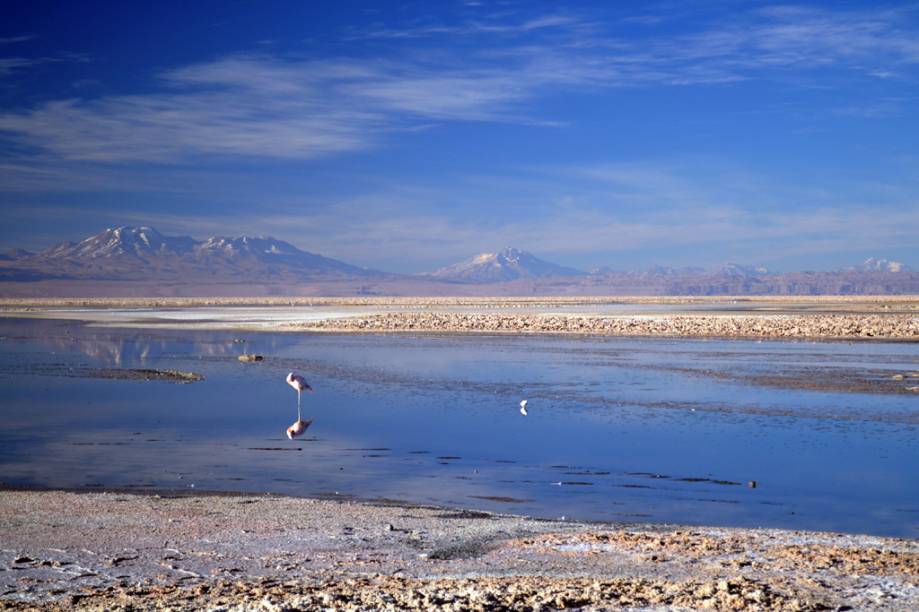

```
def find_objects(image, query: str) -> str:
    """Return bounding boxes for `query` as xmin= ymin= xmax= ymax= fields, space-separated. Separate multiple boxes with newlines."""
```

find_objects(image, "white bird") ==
xmin=519 ymin=399 xmax=528 ymax=416
xmin=286 ymin=373 xmax=313 ymax=439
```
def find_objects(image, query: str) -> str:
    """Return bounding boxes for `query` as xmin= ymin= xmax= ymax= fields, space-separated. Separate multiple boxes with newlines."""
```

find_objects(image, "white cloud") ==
xmin=0 ymin=49 xmax=90 ymax=78
xmin=0 ymin=57 xmax=37 ymax=76
xmin=353 ymin=13 xmax=581 ymax=39
xmin=0 ymin=53 xmax=566 ymax=162
xmin=0 ymin=35 xmax=33 ymax=45
xmin=1 ymin=6 xmax=916 ymax=165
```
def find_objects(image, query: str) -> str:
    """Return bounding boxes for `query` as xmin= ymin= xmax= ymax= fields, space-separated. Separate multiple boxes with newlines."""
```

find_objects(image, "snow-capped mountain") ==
xmin=193 ymin=235 xmax=367 ymax=274
xmin=9 ymin=226 xmax=380 ymax=281
xmin=430 ymin=247 xmax=584 ymax=283
xmin=40 ymin=226 xmax=197 ymax=260
xmin=717 ymin=263 xmax=769 ymax=277
xmin=1 ymin=228 xmax=916 ymax=295
xmin=855 ymin=258 xmax=910 ymax=273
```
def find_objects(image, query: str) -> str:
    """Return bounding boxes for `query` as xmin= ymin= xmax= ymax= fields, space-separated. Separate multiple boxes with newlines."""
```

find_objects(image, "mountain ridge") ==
xmin=5 ymin=225 xmax=381 ymax=282
xmin=0 ymin=226 xmax=915 ymax=296
xmin=430 ymin=247 xmax=584 ymax=283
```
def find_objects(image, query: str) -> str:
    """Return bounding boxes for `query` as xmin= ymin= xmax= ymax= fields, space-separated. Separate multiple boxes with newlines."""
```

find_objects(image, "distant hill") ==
xmin=0 ymin=229 xmax=915 ymax=296
xmin=430 ymin=247 xmax=584 ymax=283
xmin=583 ymin=261 xmax=919 ymax=296
xmin=0 ymin=226 xmax=381 ymax=282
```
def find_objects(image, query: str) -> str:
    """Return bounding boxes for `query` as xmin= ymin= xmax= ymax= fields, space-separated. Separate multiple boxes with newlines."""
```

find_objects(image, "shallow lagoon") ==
xmin=0 ymin=317 xmax=917 ymax=536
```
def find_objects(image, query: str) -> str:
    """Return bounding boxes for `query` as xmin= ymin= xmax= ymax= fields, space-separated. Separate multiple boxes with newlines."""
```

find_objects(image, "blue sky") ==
xmin=1 ymin=0 xmax=917 ymax=272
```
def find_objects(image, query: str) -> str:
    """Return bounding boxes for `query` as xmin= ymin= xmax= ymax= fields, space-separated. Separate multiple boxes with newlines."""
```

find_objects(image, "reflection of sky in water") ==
xmin=0 ymin=318 xmax=917 ymax=536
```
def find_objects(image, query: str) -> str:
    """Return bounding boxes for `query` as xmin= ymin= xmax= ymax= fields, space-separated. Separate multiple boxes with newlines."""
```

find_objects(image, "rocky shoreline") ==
xmin=1 ymin=491 xmax=917 ymax=610
xmin=2 ymin=296 xmax=916 ymax=340
xmin=296 ymin=312 xmax=919 ymax=340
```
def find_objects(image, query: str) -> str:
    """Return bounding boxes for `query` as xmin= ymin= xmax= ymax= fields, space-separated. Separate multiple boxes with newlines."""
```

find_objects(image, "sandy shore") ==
xmin=1 ymin=295 xmax=917 ymax=340
xmin=1 ymin=491 xmax=917 ymax=610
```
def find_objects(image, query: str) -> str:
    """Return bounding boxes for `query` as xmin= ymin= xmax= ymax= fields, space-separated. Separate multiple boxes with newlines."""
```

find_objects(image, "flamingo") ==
xmin=286 ymin=372 xmax=313 ymax=439
xmin=519 ymin=399 xmax=528 ymax=416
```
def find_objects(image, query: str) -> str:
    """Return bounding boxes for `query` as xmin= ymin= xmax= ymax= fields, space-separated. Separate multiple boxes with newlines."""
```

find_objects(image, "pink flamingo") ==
xmin=285 ymin=372 xmax=313 ymax=439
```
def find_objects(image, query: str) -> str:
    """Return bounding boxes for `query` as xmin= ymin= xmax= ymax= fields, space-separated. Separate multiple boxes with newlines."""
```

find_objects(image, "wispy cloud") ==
xmin=0 ymin=49 xmax=89 ymax=78
xmin=0 ymin=35 xmax=33 ymax=45
xmin=579 ymin=5 xmax=919 ymax=86
xmin=0 ymin=57 xmax=36 ymax=76
xmin=0 ymin=53 xmax=564 ymax=162
xmin=352 ymin=13 xmax=582 ymax=39
xmin=1 ymin=5 xmax=916 ymax=165
xmin=832 ymin=97 xmax=911 ymax=118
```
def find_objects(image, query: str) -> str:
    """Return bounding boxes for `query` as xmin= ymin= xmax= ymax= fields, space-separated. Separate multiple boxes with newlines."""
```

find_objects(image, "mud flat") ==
xmin=1 ymin=491 xmax=917 ymax=610
xmin=297 ymin=312 xmax=919 ymax=340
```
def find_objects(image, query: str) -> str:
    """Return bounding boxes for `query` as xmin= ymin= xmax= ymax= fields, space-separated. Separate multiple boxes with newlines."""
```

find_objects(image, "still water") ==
xmin=0 ymin=318 xmax=917 ymax=536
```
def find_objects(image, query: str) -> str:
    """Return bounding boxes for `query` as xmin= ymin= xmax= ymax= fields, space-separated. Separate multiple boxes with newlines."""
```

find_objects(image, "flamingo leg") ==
xmin=297 ymin=389 xmax=301 ymax=421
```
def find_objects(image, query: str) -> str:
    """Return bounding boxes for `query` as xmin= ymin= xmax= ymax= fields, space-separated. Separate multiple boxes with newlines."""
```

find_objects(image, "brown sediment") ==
xmin=468 ymin=495 xmax=533 ymax=503
xmin=765 ymin=544 xmax=919 ymax=578
xmin=294 ymin=311 xmax=918 ymax=340
xmin=83 ymin=368 xmax=204 ymax=382
xmin=513 ymin=530 xmax=753 ymax=558
xmin=1 ymin=491 xmax=917 ymax=610
xmin=651 ymin=364 xmax=919 ymax=395
xmin=513 ymin=531 xmax=919 ymax=577
xmin=6 ymin=366 xmax=206 ymax=383
xmin=13 ymin=574 xmax=821 ymax=611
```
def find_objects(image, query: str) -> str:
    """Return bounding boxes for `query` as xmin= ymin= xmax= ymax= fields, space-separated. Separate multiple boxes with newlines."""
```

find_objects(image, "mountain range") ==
xmin=0 ymin=225 xmax=915 ymax=296
xmin=0 ymin=226 xmax=380 ymax=282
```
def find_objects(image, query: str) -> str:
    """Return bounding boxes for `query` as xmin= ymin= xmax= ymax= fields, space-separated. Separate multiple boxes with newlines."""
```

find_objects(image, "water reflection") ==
xmin=0 ymin=318 xmax=303 ymax=366
xmin=0 ymin=318 xmax=917 ymax=536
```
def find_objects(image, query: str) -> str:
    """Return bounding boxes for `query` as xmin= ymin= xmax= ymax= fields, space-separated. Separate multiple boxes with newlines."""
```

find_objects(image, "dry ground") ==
xmin=1 ymin=491 xmax=917 ymax=610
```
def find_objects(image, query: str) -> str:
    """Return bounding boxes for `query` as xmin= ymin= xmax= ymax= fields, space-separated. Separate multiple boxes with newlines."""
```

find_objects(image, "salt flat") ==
xmin=1 ymin=490 xmax=917 ymax=610
xmin=1 ymin=295 xmax=916 ymax=339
